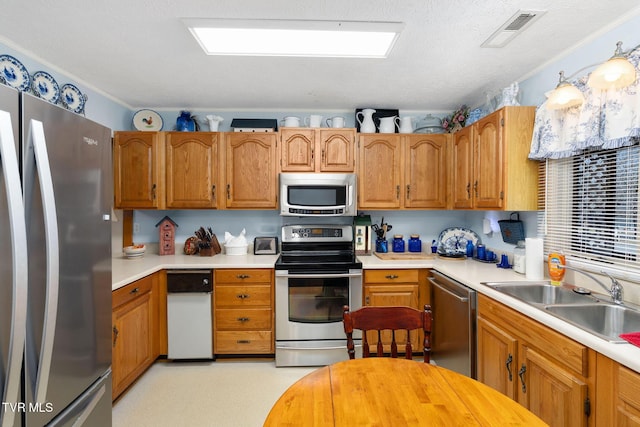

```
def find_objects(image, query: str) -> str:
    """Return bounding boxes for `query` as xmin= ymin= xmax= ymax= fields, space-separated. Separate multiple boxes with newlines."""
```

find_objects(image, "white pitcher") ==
xmin=326 ymin=116 xmax=345 ymax=128
xmin=304 ymin=115 xmax=323 ymax=128
xmin=206 ymin=115 xmax=224 ymax=131
xmin=356 ymin=108 xmax=376 ymax=133
xmin=378 ymin=116 xmax=397 ymax=133
xmin=281 ymin=116 xmax=301 ymax=127
xmin=397 ymin=116 xmax=414 ymax=134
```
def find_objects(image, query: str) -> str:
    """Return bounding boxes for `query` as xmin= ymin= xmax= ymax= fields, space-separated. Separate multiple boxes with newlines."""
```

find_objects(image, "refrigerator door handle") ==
xmin=0 ymin=111 xmax=28 ymax=427
xmin=29 ymin=119 xmax=60 ymax=405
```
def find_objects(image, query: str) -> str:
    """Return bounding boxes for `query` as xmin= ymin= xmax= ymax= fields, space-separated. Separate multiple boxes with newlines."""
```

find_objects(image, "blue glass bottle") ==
xmin=392 ymin=235 xmax=405 ymax=253
xmin=466 ymin=240 xmax=474 ymax=257
xmin=408 ymin=234 xmax=422 ymax=252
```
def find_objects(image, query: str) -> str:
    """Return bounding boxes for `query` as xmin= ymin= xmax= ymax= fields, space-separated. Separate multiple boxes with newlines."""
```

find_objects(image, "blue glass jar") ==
xmin=408 ymin=234 xmax=422 ymax=252
xmin=392 ymin=235 xmax=405 ymax=253
xmin=376 ymin=238 xmax=388 ymax=253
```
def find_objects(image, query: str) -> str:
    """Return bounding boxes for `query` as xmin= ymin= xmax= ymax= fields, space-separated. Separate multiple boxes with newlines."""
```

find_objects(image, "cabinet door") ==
xmin=225 ymin=133 xmax=278 ymax=208
xmin=280 ymin=128 xmax=315 ymax=172
xmin=165 ymin=132 xmax=219 ymax=208
xmin=404 ymin=134 xmax=448 ymax=208
xmin=474 ymin=112 xmax=504 ymax=209
xmin=363 ymin=283 xmax=419 ymax=353
xmin=519 ymin=346 xmax=588 ymax=427
xmin=318 ymin=129 xmax=355 ymax=172
xmin=358 ymin=135 xmax=402 ymax=209
xmin=112 ymin=292 xmax=153 ymax=399
xmin=477 ymin=317 xmax=518 ymax=400
xmin=113 ymin=132 xmax=162 ymax=209
xmin=452 ymin=126 xmax=474 ymax=209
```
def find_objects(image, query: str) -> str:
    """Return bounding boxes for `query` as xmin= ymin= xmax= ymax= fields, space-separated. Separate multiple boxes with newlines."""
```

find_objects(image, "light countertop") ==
xmin=112 ymin=250 xmax=640 ymax=373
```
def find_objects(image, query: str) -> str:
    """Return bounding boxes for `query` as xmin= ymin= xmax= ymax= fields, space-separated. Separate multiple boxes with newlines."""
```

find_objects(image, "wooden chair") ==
xmin=342 ymin=305 xmax=432 ymax=363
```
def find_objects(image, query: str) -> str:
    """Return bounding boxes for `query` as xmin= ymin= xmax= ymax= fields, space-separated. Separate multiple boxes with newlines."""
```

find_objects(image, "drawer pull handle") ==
xmin=237 ymin=340 xmax=251 ymax=344
xmin=518 ymin=364 xmax=527 ymax=393
xmin=236 ymin=274 xmax=251 ymax=279
xmin=237 ymin=317 xmax=250 ymax=322
xmin=129 ymin=287 xmax=139 ymax=294
xmin=237 ymin=294 xmax=250 ymax=299
xmin=385 ymin=275 xmax=399 ymax=279
xmin=505 ymin=353 xmax=513 ymax=381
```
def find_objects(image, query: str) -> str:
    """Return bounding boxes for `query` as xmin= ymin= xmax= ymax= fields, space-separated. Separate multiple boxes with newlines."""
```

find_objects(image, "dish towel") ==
xmin=619 ymin=332 xmax=640 ymax=347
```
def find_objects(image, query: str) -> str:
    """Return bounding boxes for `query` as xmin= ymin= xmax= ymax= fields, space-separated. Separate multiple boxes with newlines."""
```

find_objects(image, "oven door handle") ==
xmin=276 ymin=273 xmax=362 ymax=279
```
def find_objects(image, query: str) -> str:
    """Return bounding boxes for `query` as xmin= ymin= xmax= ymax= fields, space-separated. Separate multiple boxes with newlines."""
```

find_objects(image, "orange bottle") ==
xmin=548 ymin=251 xmax=566 ymax=284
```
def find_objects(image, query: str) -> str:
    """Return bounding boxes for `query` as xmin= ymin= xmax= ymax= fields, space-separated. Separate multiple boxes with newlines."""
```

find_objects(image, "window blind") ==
xmin=538 ymin=144 xmax=640 ymax=275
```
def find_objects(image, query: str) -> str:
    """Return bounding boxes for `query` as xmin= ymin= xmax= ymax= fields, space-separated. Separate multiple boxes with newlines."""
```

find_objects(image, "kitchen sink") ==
xmin=545 ymin=303 xmax=640 ymax=343
xmin=486 ymin=281 xmax=599 ymax=305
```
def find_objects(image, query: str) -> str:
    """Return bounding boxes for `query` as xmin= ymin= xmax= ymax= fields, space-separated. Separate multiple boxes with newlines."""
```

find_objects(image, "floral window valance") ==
xmin=529 ymin=48 xmax=640 ymax=160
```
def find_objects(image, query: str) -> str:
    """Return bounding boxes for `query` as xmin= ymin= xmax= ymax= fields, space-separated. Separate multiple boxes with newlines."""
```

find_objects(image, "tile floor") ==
xmin=111 ymin=359 xmax=316 ymax=427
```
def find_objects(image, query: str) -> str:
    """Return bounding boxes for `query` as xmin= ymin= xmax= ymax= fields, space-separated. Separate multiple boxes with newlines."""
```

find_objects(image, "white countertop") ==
xmin=112 ymin=250 xmax=640 ymax=373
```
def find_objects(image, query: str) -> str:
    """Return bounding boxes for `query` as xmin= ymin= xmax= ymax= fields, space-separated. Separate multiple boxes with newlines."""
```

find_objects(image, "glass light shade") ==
xmin=587 ymin=57 xmax=636 ymax=89
xmin=546 ymin=82 xmax=585 ymax=110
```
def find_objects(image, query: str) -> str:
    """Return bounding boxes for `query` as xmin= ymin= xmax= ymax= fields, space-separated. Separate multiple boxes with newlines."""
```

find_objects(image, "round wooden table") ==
xmin=264 ymin=358 xmax=547 ymax=426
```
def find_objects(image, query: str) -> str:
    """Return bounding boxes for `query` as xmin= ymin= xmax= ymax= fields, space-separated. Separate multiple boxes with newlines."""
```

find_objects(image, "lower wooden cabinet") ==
xmin=596 ymin=354 xmax=640 ymax=425
xmin=112 ymin=272 xmax=160 ymax=400
xmin=214 ymin=269 xmax=274 ymax=354
xmin=477 ymin=294 xmax=594 ymax=427
xmin=362 ymin=269 xmax=428 ymax=354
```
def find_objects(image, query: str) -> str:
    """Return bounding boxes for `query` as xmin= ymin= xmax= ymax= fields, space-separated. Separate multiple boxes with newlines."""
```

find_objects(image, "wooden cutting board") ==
xmin=373 ymin=251 xmax=436 ymax=260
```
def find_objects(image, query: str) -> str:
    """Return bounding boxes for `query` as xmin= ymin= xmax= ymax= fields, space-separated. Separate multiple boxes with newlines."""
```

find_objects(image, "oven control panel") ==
xmin=281 ymin=225 xmax=353 ymax=242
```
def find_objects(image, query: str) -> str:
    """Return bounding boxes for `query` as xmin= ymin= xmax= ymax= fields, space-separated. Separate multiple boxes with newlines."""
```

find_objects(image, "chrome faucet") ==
xmin=559 ymin=264 xmax=624 ymax=304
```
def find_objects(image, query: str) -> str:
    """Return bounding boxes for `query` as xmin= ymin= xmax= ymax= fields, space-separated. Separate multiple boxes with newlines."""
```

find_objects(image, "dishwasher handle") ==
xmin=428 ymin=277 xmax=469 ymax=303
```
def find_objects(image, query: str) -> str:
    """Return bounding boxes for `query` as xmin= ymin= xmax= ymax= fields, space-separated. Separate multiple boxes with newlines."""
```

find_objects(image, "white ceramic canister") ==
xmin=281 ymin=116 xmax=301 ymax=127
xmin=513 ymin=240 xmax=526 ymax=274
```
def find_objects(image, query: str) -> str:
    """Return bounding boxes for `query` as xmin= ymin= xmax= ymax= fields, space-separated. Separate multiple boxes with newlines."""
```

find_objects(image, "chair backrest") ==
xmin=342 ymin=305 xmax=432 ymax=363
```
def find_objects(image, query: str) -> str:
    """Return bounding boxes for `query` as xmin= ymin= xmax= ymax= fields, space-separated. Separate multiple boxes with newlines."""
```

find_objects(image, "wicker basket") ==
xmin=498 ymin=213 xmax=525 ymax=244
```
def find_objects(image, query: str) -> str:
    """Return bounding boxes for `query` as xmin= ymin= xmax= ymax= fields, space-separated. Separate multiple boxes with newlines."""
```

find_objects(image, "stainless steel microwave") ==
xmin=280 ymin=173 xmax=357 ymax=216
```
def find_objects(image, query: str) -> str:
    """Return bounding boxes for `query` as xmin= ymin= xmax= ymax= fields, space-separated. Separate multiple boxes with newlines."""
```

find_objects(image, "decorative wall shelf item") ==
xmin=0 ymin=54 xmax=30 ymax=91
xmin=31 ymin=71 xmax=60 ymax=104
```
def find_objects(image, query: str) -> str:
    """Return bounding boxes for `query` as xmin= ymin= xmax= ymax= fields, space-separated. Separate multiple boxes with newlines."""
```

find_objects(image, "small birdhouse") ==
xmin=156 ymin=216 xmax=178 ymax=255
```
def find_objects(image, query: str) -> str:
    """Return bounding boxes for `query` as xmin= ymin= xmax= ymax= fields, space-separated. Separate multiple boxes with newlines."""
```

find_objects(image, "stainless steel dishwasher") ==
xmin=167 ymin=270 xmax=214 ymax=360
xmin=428 ymin=270 xmax=477 ymax=378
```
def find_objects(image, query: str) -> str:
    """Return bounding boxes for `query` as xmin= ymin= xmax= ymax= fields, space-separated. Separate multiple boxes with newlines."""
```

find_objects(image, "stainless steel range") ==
xmin=275 ymin=225 xmax=362 ymax=367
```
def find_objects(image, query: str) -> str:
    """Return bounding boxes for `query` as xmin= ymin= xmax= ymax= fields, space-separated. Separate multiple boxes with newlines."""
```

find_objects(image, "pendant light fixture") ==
xmin=546 ymin=71 xmax=585 ymax=110
xmin=587 ymin=41 xmax=637 ymax=90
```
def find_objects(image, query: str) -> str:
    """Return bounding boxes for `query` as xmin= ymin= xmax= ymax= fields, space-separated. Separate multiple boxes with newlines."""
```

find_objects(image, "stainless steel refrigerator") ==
xmin=0 ymin=83 xmax=112 ymax=426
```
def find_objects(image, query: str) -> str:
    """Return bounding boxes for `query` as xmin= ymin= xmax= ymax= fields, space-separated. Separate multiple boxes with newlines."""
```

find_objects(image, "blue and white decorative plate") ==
xmin=0 ymin=54 xmax=30 ymax=92
xmin=60 ymin=83 xmax=85 ymax=113
xmin=437 ymin=227 xmax=481 ymax=256
xmin=31 ymin=71 xmax=60 ymax=104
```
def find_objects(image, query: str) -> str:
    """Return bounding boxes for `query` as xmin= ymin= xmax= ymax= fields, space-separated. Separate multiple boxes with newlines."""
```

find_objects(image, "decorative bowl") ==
xmin=123 ymin=244 xmax=146 ymax=258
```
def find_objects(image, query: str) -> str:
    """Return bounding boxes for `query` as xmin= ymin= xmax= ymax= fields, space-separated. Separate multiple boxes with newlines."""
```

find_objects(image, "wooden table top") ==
xmin=264 ymin=358 xmax=547 ymax=426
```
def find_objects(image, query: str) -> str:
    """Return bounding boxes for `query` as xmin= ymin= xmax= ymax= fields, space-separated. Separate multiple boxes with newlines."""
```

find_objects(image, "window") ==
xmin=540 ymin=144 xmax=640 ymax=274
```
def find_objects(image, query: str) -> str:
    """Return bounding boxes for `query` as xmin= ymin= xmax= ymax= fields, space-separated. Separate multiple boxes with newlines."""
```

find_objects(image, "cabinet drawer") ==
xmin=365 ymin=269 xmax=419 ymax=283
xmin=215 ymin=269 xmax=272 ymax=283
xmin=215 ymin=308 xmax=272 ymax=330
xmin=215 ymin=331 xmax=273 ymax=354
xmin=619 ymin=365 xmax=640 ymax=409
xmin=215 ymin=285 xmax=272 ymax=306
xmin=112 ymin=276 xmax=153 ymax=309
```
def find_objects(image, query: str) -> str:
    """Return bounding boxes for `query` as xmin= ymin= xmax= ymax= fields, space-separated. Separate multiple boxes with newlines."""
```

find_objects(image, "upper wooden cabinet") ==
xmin=165 ymin=132 xmax=219 ymax=209
xmin=452 ymin=106 xmax=538 ymax=210
xmin=114 ymin=131 xmax=164 ymax=209
xmin=224 ymin=132 xmax=278 ymax=209
xmin=358 ymin=133 xmax=449 ymax=209
xmin=280 ymin=127 xmax=356 ymax=172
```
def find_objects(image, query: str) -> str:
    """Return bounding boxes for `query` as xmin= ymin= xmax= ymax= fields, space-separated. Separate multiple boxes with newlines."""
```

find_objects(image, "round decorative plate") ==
xmin=31 ymin=71 xmax=60 ymax=104
xmin=437 ymin=227 xmax=481 ymax=256
xmin=60 ymin=83 xmax=85 ymax=113
xmin=0 ymin=54 xmax=30 ymax=91
xmin=133 ymin=109 xmax=163 ymax=131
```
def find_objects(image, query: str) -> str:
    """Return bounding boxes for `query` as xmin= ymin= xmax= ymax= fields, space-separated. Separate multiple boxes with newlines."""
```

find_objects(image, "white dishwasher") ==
xmin=167 ymin=270 xmax=214 ymax=359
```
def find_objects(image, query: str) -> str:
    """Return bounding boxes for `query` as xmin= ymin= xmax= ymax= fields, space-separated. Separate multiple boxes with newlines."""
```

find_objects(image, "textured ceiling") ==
xmin=1 ymin=0 xmax=639 ymax=111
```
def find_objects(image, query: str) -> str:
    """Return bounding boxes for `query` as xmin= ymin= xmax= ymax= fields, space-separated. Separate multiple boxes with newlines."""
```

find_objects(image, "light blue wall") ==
xmin=0 ymin=41 xmax=131 ymax=130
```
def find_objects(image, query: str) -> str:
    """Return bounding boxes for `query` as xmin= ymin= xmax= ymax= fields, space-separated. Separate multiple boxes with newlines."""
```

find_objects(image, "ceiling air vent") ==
xmin=481 ymin=10 xmax=546 ymax=48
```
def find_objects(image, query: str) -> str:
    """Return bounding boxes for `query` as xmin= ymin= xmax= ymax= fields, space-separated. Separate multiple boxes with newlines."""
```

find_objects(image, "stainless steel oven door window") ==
xmin=275 ymin=270 xmax=362 ymax=341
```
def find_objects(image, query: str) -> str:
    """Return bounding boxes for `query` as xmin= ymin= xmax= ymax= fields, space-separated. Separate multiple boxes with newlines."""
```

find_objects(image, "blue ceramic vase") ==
xmin=176 ymin=111 xmax=195 ymax=131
